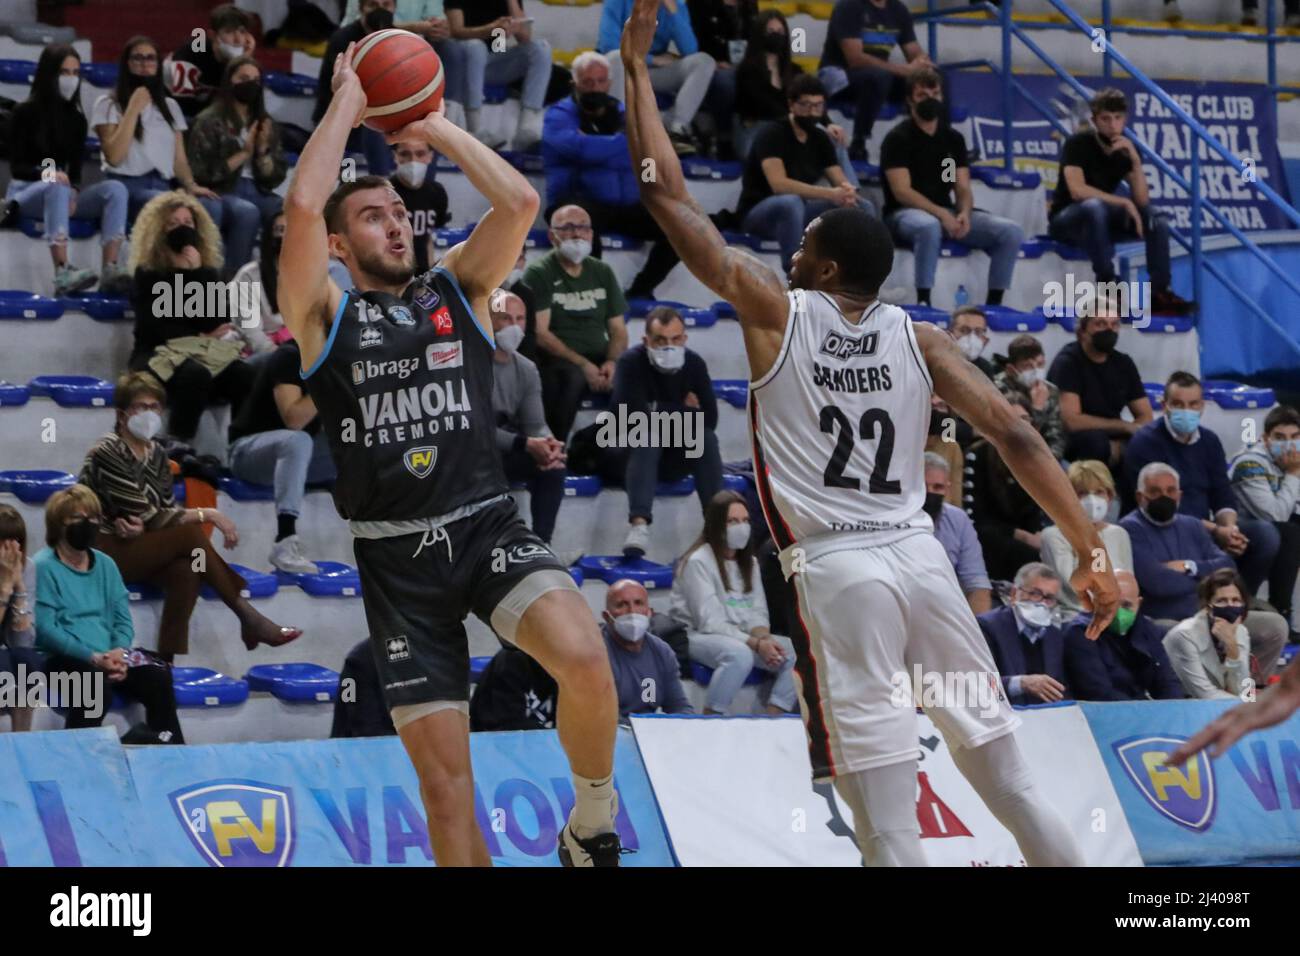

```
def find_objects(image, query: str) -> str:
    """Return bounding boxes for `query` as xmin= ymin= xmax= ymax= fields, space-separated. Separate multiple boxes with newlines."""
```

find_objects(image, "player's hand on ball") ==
xmin=1071 ymin=563 xmax=1118 ymax=640
xmin=332 ymin=41 xmax=367 ymax=128
xmin=383 ymin=99 xmax=447 ymax=146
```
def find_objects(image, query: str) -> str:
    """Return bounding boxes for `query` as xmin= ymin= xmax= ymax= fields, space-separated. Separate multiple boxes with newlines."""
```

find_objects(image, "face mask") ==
xmin=58 ymin=74 xmax=80 ymax=100
xmin=558 ymin=238 xmax=591 ymax=265
xmin=166 ymin=224 xmax=200 ymax=253
xmin=914 ymin=96 xmax=942 ymax=122
xmin=494 ymin=323 xmax=524 ymax=353
xmin=126 ymin=409 xmax=162 ymax=441
xmin=364 ymin=8 xmax=394 ymax=32
xmin=726 ymin=522 xmax=751 ymax=551
xmin=231 ymin=79 xmax=262 ymax=107
xmin=1210 ymin=604 xmax=1245 ymax=625
xmin=1017 ymin=366 xmax=1046 ymax=387
xmin=1142 ymin=495 xmax=1178 ymax=524
xmin=1110 ymin=606 xmax=1136 ymax=636
xmin=1015 ymin=600 xmax=1054 ymax=630
xmin=613 ymin=612 xmax=649 ymax=643
xmin=1079 ymin=493 xmax=1108 ymax=523
xmin=793 ymin=114 xmax=820 ymax=134
xmin=956 ymin=332 xmax=985 ymax=361
xmin=220 ymin=41 xmax=245 ymax=60
xmin=577 ymin=90 xmax=613 ymax=113
xmin=125 ymin=71 xmax=152 ymax=92
xmin=648 ymin=344 xmax=686 ymax=372
xmin=922 ymin=491 xmax=945 ymax=520
xmin=1167 ymin=409 xmax=1200 ymax=436
xmin=1268 ymin=438 xmax=1299 ymax=460
xmin=396 ymin=161 xmax=428 ymax=189
xmin=65 ymin=518 xmax=97 ymax=552
xmin=1090 ymin=329 xmax=1119 ymax=353
xmin=763 ymin=32 xmax=788 ymax=53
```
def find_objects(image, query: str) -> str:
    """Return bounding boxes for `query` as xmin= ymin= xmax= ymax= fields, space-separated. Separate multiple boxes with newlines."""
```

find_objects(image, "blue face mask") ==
xmin=1168 ymin=409 xmax=1200 ymax=436
xmin=1268 ymin=438 xmax=1300 ymax=459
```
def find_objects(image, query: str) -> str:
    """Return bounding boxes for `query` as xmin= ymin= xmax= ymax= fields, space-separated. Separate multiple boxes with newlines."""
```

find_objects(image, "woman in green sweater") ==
xmin=34 ymin=484 xmax=183 ymax=741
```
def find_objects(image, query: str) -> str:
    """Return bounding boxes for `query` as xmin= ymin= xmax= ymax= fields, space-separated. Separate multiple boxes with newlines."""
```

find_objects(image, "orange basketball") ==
xmin=352 ymin=28 xmax=445 ymax=134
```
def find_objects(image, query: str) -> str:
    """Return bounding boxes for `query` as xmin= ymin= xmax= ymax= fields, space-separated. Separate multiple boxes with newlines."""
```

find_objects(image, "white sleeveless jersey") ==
xmin=749 ymin=290 xmax=933 ymax=565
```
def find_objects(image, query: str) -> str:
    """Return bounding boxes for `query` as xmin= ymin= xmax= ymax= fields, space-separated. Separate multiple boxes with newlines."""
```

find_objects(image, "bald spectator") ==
xmin=924 ymin=453 xmax=992 ymax=614
xmin=600 ymin=579 xmax=693 ymax=718
xmin=490 ymin=289 xmax=566 ymax=545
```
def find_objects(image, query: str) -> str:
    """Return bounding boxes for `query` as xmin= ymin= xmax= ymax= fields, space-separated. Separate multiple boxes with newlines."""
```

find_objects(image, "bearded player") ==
xmin=619 ymin=0 xmax=1120 ymax=866
xmin=279 ymin=42 xmax=622 ymax=867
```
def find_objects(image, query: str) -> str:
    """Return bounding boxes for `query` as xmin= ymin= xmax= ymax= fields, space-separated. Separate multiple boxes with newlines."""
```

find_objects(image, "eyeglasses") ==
xmin=129 ymin=53 xmax=158 ymax=64
xmin=792 ymin=100 xmax=826 ymax=113
xmin=1018 ymin=587 xmax=1058 ymax=606
xmin=128 ymin=402 xmax=163 ymax=414
xmin=552 ymin=224 xmax=592 ymax=236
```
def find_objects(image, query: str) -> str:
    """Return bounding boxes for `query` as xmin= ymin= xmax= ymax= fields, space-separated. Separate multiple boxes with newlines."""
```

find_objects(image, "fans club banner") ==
xmin=955 ymin=71 xmax=1290 ymax=233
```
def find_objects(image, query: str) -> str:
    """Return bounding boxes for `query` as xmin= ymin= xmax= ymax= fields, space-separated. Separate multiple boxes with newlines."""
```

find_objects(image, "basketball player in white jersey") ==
xmin=620 ymin=0 xmax=1120 ymax=866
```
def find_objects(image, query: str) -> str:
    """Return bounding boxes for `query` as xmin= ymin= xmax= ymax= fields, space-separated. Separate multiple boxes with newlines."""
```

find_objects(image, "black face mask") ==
xmin=1090 ymin=329 xmax=1119 ymax=353
xmin=793 ymin=114 xmax=820 ymax=133
xmin=1143 ymin=495 xmax=1178 ymax=523
xmin=65 ymin=518 xmax=97 ymax=552
xmin=166 ymin=224 xmax=200 ymax=253
xmin=231 ymin=80 xmax=262 ymax=107
xmin=763 ymin=32 xmax=788 ymax=53
xmin=922 ymin=491 xmax=945 ymax=520
xmin=1210 ymin=604 xmax=1245 ymax=624
xmin=914 ymin=96 xmax=942 ymax=122
xmin=577 ymin=90 xmax=613 ymax=113
xmin=364 ymin=8 xmax=394 ymax=32
xmin=125 ymin=71 xmax=152 ymax=92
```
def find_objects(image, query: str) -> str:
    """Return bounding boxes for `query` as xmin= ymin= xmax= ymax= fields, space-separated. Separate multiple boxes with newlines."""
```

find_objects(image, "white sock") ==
xmin=569 ymin=771 xmax=616 ymax=839
xmin=833 ymin=762 xmax=928 ymax=866
xmin=513 ymin=107 xmax=543 ymax=148
xmin=949 ymin=733 xmax=1085 ymax=866
xmin=465 ymin=107 xmax=482 ymax=134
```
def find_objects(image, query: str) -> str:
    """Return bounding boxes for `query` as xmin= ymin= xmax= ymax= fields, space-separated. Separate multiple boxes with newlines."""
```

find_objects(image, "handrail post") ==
xmin=1268 ymin=0 xmax=1279 ymax=131
xmin=1191 ymin=141 xmax=1203 ymax=319
xmin=1002 ymin=0 xmax=1013 ymax=170
xmin=1102 ymin=0 xmax=1112 ymax=81
xmin=928 ymin=0 xmax=938 ymax=62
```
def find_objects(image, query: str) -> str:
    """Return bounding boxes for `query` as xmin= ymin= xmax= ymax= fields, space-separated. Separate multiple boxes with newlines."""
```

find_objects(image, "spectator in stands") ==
xmin=948 ymin=305 xmax=997 ymax=380
xmin=1229 ymin=404 xmax=1300 ymax=637
xmin=882 ymin=67 xmax=1023 ymax=308
xmin=0 ymin=506 xmax=40 ymax=732
xmin=601 ymin=578 xmax=693 ymax=717
xmin=231 ymin=209 xmax=293 ymax=355
xmin=1121 ymin=462 xmax=1286 ymax=676
xmin=445 ymin=0 xmax=551 ymax=150
xmin=671 ymin=491 xmax=796 ymax=714
xmin=94 ymin=36 xmax=228 ymax=238
xmin=3 ymin=44 xmax=131 ymax=297
xmin=995 ymin=335 xmax=1067 ymax=459
xmin=164 ymin=3 xmax=256 ymax=120
xmin=469 ymin=644 xmax=558 ymax=731
xmin=34 ymin=484 xmax=185 ymax=740
xmin=1047 ymin=304 xmax=1153 ymax=467
xmin=542 ymin=51 xmax=681 ymax=300
xmin=926 ymin=394 xmax=970 ymax=506
xmin=1063 ymin=569 xmax=1184 ymax=701
xmin=611 ymin=306 xmax=723 ymax=559
xmin=126 ymin=191 xmax=255 ymax=441
xmin=737 ymin=75 xmax=875 ymax=273
xmin=1040 ymin=459 xmax=1133 ymax=614
xmin=977 ymin=563 xmax=1070 ymax=705
xmin=187 ymin=56 xmax=286 ymax=272
xmin=688 ymin=0 xmax=758 ymax=157
xmin=1122 ymin=372 xmax=1280 ymax=600
xmin=734 ymin=10 xmax=800 ymax=157
xmin=389 ymin=138 xmax=449 ymax=274
xmin=503 ymin=246 xmax=539 ymax=361
xmin=818 ymin=0 xmax=935 ymax=162
xmin=965 ymin=392 xmax=1046 ymax=581
xmin=924 ymin=452 xmax=992 ymax=614
xmin=600 ymin=0 xmax=717 ymax=156
xmin=490 ymin=289 xmax=566 ymax=544
xmin=1048 ymin=88 xmax=1192 ymax=316
xmin=227 ymin=342 xmax=334 ymax=574
xmin=80 ymin=372 xmax=302 ymax=660
xmin=315 ymin=0 xmax=400 ymax=176
xmin=331 ymin=637 xmax=398 ymax=737
xmin=525 ymin=204 xmax=628 ymax=441
xmin=1163 ymin=569 xmax=1255 ymax=700
xmin=1240 ymin=0 xmax=1300 ymax=28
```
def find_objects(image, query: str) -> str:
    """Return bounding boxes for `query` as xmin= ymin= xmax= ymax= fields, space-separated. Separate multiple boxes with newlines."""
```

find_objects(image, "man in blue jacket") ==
xmin=598 ymin=0 xmax=716 ymax=155
xmin=542 ymin=51 xmax=681 ymax=299
xmin=976 ymin=563 xmax=1071 ymax=706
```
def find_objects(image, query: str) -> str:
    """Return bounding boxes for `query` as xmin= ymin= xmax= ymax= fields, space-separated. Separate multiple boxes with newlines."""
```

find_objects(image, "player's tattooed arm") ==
xmin=916 ymin=323 xmax=1118 ymax=637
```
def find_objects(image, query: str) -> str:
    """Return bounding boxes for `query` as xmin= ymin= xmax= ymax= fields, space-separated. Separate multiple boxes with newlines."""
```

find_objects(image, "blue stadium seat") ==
xmin=263 ymin=71 xmax=316 ymax=96
xmin=600 ymin=232 xmax=644 ymax=251
xmin=625 ymin=298 xmax=718 ymax=327
xmin=0 ymin=382 xmax=30 ymax=406
xmin=984 ymin=305 xmax=1045 ymax=333
xmin=1136 ymin=314 xmax=1196 ymax=334
xmin=721 ymin=231 xmax=781 ymax=254
xmin=0 ymin=291 xmax=64 ymax=320
xmin=568 ymin=565 xmax=584 ymax=586
xmin=245 ymin=662 xmax=340 ymax=702
xmin=722 ymin=472 xmax=753 ymax=494
xmin=969 ymin=165 xmax=1042 ymax=189
xmin=525 ymin=227 xmax=551 ymax=248
xmin=61 ymin=293 xmax=132 ymax=321
xmin=434 ymin=226 xmax=472 ymax=248
xmin=83 ymin=136 xmax=100 ymax=159
xmin=0 ymin=469 xmax=74 ymax=503
xmin=470 ymin=655 xmax=494 ymax=683
xmin=202 ymin=563 xmax=279 ymax=601
xmin=689 ymin=661 xmax=767 ymax=687
xmin=657 ymin=476 xmax=695 ymax=496
xmin=682 ymin=157 xmax=743 ymax=180
xmin=712 ymin=301 xmax=736 ymax=320
xmin=172 ymin=667 xmax=249 ymax=708
xmin=713 ymin=378 xmax=748 ymax=408
xmin=1144 ymin=381 xmax=1164 ymax=410
xmin=850 ymin=160 xmax=881 ymax=183
xmin=500 ymin=149 xmax=546 ymax=174
xmin=575 ymin=555 xmax=674 ymax=588
xmin=1038 ymin=305 xmax=1076 ymax=332
xmin=577 ymin=390 xmax=610 ymax=410
xmin=902 ymin=304 xmax=949 ymax=326
xmin=1204 ymin=379 xmax=1275 ymax=409
xmin=0 ymin=59 xmax=35 ymax=83
xmin=218 ymin=475 xmax=276 ymax=501
xmin=563 ymin=474 xmax=601 ymax=497
xmin=484 ymin=83 xmax=509 ymax=105
xmin=20 ymin=217 xmax=97 ymax=240
xmin=173 ymin=481 xmax=186 ymax=503
xmin=28 ymin=374 xmax=113 ymax=407
xmin=81 ymin=62 xmax=118 ymax=88
xmin=277 ymin=560 xmax=361 ymax=597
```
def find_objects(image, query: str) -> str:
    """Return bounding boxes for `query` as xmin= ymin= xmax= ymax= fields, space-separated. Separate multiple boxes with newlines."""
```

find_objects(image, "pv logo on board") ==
xmin=169 ymin=780 xmax=295 ymax=867
xmin=1112 ymin=735 xmax=1216 ymax=832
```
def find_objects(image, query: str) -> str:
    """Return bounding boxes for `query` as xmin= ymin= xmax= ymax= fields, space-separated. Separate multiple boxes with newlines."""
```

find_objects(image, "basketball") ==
xmin=352 ymin=28 xmax=445 ymax=134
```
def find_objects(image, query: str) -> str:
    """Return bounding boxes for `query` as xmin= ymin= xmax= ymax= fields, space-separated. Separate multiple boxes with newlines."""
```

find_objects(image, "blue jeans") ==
xmin=6 ymin=178 xmax=129 ymax=247
xmin=105 ymin=171 xmax=172 ymax=222
xmin=228 ymin=429 xmax=335 ymax=517
xmin=688 ymin=631 xmax=797 ymax=712
xmin=625 ymin=428 xmax=723 ymax=523
xmin=1048 ymin=196 xmax=1172 ymax=289
xmin=346 ymin=126 xmax=394 ymax=176
xmin=1236 ymin=517 xmax=1281 ymax=597
xmin=462 ymin=37 xmax=552 ymax=112
xmin=228 ymin=176 xmax=282 ymax=226
xmin=433 ymin=38 xmax=469 ymax=106
xmin=887 ymin=207 xmax=1024 ymax=291
xmin=197 ymin=190 xmax=262 ymax=276
xmin=742 ymin=193 xmax=877 ymax=272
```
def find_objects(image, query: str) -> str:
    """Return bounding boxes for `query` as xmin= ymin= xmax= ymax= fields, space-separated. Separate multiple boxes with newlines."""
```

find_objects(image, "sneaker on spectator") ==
xmin=0 ymin=199 xmax=18 ymax=229
xmin=1151 ymin=287 xmax=1194 ymax=316
xmin=668 ymin=123 xmax=699 ymax=157
xmin=622 ymin=521 xmax=651 ymax=560
xmin=98 ymin=262 xmax=133 ymax=297
xmin=269 ymin=535 xmax=319 ymax=575
xmin=53 ymin=263 xmax=97 ymax=296
xmin=1163 ymin=0 xmax=1182 ymax=21
xmin=848 ymin=141 xmax=869 ymax=163
xmin=1242 ymin=9 xmax=1258 ymax=25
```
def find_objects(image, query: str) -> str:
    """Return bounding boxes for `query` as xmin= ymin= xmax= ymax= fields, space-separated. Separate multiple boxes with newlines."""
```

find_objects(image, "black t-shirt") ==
xmin=1049 ymin=131 xmax=1134 ymax=219
xmin=445 ymin=0 xmax=514 ymax=29
xmin=1047 ymin=340 xmax=1145 ymax=420
xmin=880 ymin=118 xmax=969 ymax=215
xmin=230 ymin=343 xmax=317 ymax=442
xmin=738 ymin=119 xmax=839 ymax=216
xmin=689 ymin=0 xmax=755 ymax=62
xmin=821 ymin=0 xmax=917 ymax=69
xmin=735 ymin=60 xmax=803 ymax=123
xmin=166 ymin=42 xmax=227 ymax=120
xmin=391 ymin=174 xmax=450 ymax=273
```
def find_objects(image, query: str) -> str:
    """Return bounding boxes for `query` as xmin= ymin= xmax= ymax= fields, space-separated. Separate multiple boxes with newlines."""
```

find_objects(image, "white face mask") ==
xmin=648 ymin=344 xmax=686 ymax=372
xmin=558 ymin=238 xmax=591 ymax=264
xmin=494 ymin=323 xmax=524 ymax=353
xmin=126 ymin=409 xmax=163 ymax=442
xmin=1017 ymin=366 xmax=1046 ymax=387
xmin=1015 ymin=600 xmax=1054 ymax=630
xmin=1079 ymin=493 xmax=1108 ymax=523
xmin=220 ymin=41 xmax=245 ymax=60
xmin=725 ymin=522 xmax=751 ymax=550
xmin=396 ymin=161 xmax=428 ymax=189
xmin=58 ymin=74 xmax=80 ymax=100
xmin=612 ymin=612 xmax=649 ymax=643
xmin=956 ymin=332 xmax=986 ymax=361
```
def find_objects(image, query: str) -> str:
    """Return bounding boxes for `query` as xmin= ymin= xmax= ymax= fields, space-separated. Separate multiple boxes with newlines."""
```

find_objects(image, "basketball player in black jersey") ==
xmin=279 ymin=43 xmax=622 ymax=867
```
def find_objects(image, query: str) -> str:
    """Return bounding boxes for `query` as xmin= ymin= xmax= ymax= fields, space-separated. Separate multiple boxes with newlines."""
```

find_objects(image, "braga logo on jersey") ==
xmin=820 ymin=329 xmax=879 ymax=361
xmin=351 ymin=357 xmax=420 ymax=385
xmin=403 ymin=446 xmax=438 ymax=479
xmin=431 ymin=305 xmax=454 ymax=335
xmin=426 ymin=341 xmax=462 ymax=371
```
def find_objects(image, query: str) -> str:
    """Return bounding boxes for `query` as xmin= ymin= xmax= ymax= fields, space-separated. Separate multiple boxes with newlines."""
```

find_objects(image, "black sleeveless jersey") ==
xmin=302 ymin=267 xmax=508 ymax=522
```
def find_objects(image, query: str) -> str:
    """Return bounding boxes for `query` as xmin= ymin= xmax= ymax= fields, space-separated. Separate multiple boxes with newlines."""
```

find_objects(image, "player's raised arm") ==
xmin=915 ymin=323 xmax=1119 ymax=638
xmin=619 ymin=0 xmax=787 ymax=334
xmin=280 ymin=42 xmax=359 ymax=369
